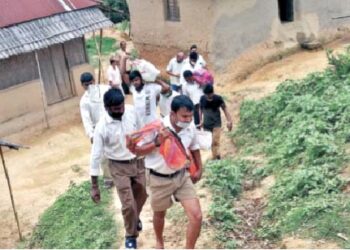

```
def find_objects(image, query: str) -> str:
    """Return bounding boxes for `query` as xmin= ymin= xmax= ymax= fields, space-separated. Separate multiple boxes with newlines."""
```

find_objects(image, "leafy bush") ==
xmin=231 ymin=48 xmax=350 ymax=246
xmin=101 ymin=0 xmax=130 ymax=23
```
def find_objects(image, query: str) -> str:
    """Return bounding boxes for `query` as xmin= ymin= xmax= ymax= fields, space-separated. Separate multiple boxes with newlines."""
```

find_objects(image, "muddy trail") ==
xmin=1 ymin=34 xmax=350 ymax=248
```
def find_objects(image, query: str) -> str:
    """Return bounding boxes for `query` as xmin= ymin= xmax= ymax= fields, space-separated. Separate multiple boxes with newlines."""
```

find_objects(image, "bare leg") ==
xmin=153 ymin=210 xmax=166 ymax=249
xmin=180 ymin=198 xmax=202 ymax=249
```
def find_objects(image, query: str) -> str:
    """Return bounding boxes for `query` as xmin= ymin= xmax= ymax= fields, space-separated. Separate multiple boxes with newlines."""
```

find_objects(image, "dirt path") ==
xmin=0 ymin=122 xmax=91 ymax=248
xmin=113 ymin=150 xmax=214 ymax=249
xmin=1 ymin=32 xmax=349 ymax=248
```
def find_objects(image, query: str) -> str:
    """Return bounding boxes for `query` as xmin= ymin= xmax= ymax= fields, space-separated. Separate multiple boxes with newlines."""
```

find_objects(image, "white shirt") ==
xmin=166 ymin=57 xmax=185 ymax=86
xmin=90 ymin=105 xmax=142 ymax=176
xmin=130 ymin=83 xmax=162 ymax=127
xmin=107 ymin=65 xmax=122 ymax=89
xmin=179 ymin=60 xmax=203 ymax=87
xmin=145 ymin=115 xmax=200 ymax=174
xmin=159 ymin=90 xmax=179 ymax=117
xmin=184 ymin=54 xmax=206 ymax=68
xmin=116 ymin=50 xmax=132 ymax=72
xmin=183 ymin=81 xmax=203 ymax=105
xmin=79 ymin=84 xmax=110 ymax=139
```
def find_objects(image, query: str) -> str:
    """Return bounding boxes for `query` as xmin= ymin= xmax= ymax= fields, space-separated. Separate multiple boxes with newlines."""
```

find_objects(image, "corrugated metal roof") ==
xmin=0 ymin=7 xmax=113 ymax=59
xmin=0 ymin=0 xmax=97 ymax=28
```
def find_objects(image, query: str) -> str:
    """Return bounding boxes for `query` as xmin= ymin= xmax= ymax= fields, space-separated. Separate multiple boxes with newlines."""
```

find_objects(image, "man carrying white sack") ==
xmin=124 ymin=57 xmax=170 ymax=127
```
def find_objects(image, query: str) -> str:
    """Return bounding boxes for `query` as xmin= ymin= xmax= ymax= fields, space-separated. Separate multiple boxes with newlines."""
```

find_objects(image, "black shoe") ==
xmin=137 ymin=219 xmax=142 ymax=232
xmin=125 ymin=237 xmax=137 ymax=249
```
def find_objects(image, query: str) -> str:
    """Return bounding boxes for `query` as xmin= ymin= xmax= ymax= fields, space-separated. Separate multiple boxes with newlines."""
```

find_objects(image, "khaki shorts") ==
xmin=146 ymin=169 xmax=197 ymax=212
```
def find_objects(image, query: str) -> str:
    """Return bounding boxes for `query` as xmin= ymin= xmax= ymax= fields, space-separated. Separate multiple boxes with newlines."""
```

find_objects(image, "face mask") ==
xmin=108 ymin=111 xmax=123 ymax=120
xmin=176 ymin=121 xmax=191 ymax=129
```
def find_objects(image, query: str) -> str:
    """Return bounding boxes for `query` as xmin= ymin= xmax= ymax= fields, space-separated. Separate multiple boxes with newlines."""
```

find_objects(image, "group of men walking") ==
xmin=79 ymin=41 xmax=232 ymax=249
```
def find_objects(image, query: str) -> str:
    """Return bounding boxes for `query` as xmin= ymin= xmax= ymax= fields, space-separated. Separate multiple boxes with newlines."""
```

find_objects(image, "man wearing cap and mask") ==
xmin=79 ymin=72 xmax=113 ymax=188
xmin=90 ymin=88 xmax=147 ymax=249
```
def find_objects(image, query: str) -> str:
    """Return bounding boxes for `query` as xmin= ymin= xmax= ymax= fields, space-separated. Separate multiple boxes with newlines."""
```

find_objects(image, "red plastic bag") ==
xmin=159 ymin=131 xmax=190 ymax=171
xmin=188 ymin=152 xmax=198 ymax=178
xmin=193 ymin=68 xmax=214 ymax=86
xmin=128 ymin=122 xmax=196 ymax=174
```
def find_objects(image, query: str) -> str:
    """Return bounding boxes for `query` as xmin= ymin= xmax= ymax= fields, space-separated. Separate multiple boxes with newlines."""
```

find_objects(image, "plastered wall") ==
xmin=128 ymin=0 xmax=350 ymax=70
xmin=0 ymin=80 xmax=42 ymax=124
xmin=0 ymin=64 xmax=93 ymax=138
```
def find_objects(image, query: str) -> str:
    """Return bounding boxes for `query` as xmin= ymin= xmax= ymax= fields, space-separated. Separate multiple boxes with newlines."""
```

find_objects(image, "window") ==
xmin=165 ymin=0 xmax=180 ymax=22
xmin=278 ymin=0 xmax=294 ymax=22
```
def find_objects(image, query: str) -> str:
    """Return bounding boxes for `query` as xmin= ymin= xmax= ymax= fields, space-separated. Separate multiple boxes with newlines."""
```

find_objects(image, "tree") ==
xmin=102 ymin=0 xmax=130 ymax=23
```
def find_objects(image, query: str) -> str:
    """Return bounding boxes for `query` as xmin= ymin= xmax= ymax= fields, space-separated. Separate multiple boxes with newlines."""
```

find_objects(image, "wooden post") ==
xmin=0 ymin=146 xmax=23 ymax=241
xmin=93 ymin=30 xmax=104 ymax=84
xmin=98 ymin=29 xmax=103 ymax=83
xmin=35 ymin=51 xmax=50 ymax=129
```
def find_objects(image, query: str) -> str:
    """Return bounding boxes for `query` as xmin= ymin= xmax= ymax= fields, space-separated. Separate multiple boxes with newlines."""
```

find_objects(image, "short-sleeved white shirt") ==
xmin=179 ymin=60 xmax=203 ymax=87
xmin=183 ymin=81 xmax=203 ymax=105
xmin=130 ymin=83 xmax=162 ymax=127
xmin=144 ymin=115 xmax=200 ymax=174
xmin=184 ymin=54 xmax=206 ymax=68
xmin=166 ymin=57 xmax=185 ymax=86
xmin=107 ymin=65 xmax=122 ymax=89
xmin=159 ymin=90 xmax=180 ymax=117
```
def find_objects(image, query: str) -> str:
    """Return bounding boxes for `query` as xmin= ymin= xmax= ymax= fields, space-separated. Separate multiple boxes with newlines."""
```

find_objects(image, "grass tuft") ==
xmin=23 ymin=180 xmax=119 ymax=249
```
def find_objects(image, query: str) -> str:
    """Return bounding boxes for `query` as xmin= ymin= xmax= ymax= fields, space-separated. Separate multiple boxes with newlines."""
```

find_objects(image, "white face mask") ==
xmin=176 ymin=121 xmax=191 ymax=129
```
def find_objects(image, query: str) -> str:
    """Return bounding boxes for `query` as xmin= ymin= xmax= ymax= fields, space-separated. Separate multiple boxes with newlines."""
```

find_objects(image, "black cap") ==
xmin=80 ymin=72 xmax=93 ymax=84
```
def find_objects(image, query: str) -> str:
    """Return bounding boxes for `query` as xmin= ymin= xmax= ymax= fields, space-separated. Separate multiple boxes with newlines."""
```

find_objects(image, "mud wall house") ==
xmin=0 ymin=0 xmax=113 ymax=138
xmin=127 ymin=0 xmax=350 ymax=70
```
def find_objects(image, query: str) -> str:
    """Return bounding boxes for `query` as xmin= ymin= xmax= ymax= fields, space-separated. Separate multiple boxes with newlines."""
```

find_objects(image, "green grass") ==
xmin=229 ymin=47 xmax=350 ymax=247
xmin=205 ymin=159 xmax=253 ymax=248
xmin=23 ymin=180 xmax=119 ymax=249
xmin=85 ymin=36 xmax=118 ymax=68
xmin=116 ymin=20 xmax=130 ymax=33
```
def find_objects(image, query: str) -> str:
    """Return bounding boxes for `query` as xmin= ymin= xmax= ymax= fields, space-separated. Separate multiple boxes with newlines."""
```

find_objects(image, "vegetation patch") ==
xmin=24 ymin=181 xmax=119 ymax=249
xmin=85 ymin=36 xmax=117 ymax=67
xmin=205 ymin=159 xmax=253 ymax=248
xmin=231 ymin=48 xmax=350 ymax=247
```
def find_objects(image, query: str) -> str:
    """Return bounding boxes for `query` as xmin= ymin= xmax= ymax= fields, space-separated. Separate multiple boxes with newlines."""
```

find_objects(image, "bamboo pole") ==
xmin=35 ymin=51 xmax=50 ymax=129
xmin=98 ymin=29 xmax=103 ymax=83
xmin=0 ymin=146 xmax=23 ymax=241
xmin=93 ymin=30 xmax=104 ymax=84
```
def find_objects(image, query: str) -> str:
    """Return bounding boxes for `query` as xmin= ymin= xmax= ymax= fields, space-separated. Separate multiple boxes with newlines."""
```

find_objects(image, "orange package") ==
xmin=128 ymin=120 xmax=163 ymax=145
xmin=159 ymin=132 xmax=190 ymax=171
xmin=128 ymin=122 xmax=198 ymax=176
xmin=188 ymin=152 xmax=198 ymax=177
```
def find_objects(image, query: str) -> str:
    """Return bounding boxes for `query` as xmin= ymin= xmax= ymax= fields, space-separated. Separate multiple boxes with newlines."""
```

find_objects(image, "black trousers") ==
xmin=194 ymin=104 xmax=200 ymax=126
